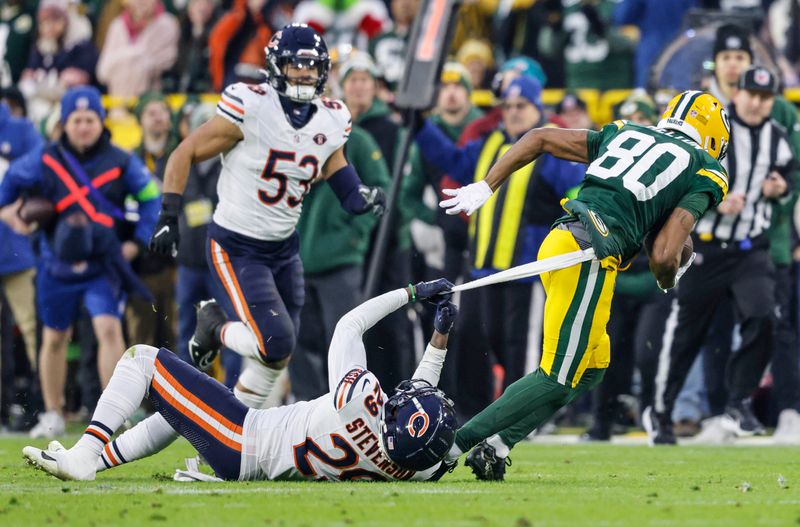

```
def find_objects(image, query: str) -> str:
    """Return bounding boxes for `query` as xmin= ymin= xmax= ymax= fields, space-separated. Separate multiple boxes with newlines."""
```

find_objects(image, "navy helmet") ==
xmin=379 ymin=379 xmax=457 ymax=472
xmin=265 ymin=23 xmax=330 ymax=102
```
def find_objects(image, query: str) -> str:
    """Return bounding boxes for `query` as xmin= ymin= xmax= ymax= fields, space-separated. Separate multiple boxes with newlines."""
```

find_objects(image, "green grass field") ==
xmin=1 ymin=435 xmax=799 ymax=526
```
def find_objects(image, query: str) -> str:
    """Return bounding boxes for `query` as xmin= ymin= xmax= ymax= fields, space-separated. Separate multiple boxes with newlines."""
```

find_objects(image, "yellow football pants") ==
xmin=538 ymin=228 xmax=618 ymax=388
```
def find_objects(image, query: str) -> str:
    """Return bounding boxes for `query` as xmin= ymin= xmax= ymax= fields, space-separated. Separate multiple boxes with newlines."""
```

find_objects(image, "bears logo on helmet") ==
xmin=406 ymin=408 xmax=430 ymax=438
xmin=264 ymin=23 xmax=330 ymax=102
xmin=379 ymin=379 xmax=457 ymax=472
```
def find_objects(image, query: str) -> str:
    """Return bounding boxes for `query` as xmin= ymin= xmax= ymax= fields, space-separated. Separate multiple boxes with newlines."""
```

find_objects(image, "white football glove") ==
xmin=439 ymin=180 xmax=493 ymax=216
xmin=659 ymin=251 xmax=695 ymax=293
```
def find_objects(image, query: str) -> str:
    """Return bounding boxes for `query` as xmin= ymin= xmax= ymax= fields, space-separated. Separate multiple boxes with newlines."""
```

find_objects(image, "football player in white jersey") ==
xmin=148 ymin=24 xmax=386 ymax=409
xmin=22 ymin=279 xmax=459 ymax=482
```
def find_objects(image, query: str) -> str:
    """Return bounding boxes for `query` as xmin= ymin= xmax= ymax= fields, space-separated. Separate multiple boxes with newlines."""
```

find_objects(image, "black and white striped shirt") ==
xmin=695 ymin=108 xmax=796 ymax=243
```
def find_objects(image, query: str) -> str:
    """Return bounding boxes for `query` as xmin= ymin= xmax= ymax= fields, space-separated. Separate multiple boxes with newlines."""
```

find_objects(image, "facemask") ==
xmin=284 ymin=83 xmax=317 ymax=102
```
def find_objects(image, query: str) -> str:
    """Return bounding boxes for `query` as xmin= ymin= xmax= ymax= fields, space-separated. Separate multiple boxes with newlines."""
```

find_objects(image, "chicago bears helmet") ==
xmin=657 ymin=91 xmax=731 ymax=161
xmin=265 ymin=23 xmax=330 ymax=102
xmin=379 ymin=379 xmax=457 ymax=472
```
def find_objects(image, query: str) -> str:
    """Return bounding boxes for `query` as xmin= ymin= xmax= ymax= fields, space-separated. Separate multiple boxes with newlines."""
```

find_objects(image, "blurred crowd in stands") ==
xmin=1 ymin=0 xmax=799 ymax=444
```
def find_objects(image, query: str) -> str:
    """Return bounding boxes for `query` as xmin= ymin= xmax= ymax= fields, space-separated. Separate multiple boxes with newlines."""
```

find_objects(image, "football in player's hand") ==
xmin=18 ymin=197 xmax=55 ymax=227
xmin=681 ymin=236 xmax=693 ymax=266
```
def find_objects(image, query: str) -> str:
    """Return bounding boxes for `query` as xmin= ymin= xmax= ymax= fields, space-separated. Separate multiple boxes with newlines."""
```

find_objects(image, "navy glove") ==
xmin=358 ymin=185 xmax=386 ymax=217
xmin=149 ymin=192 xmax=181 ymax=257
xmin=433 ymin=299 xmax=458 ymax=334
xmin=409 ymin=278 xmax=454 ymax=302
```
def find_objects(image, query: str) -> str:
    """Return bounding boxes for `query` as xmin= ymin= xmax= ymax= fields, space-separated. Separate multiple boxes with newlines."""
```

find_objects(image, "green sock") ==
xmin=455 ymin=368 xmax=572 ymax=453
xmin=497 ymin=367 xmax=606 ymax=447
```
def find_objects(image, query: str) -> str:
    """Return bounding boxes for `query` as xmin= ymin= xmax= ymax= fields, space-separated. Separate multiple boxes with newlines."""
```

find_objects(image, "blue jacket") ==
xmin=0 ymin=132 xmax=160 ymax=280
xmin=415 ymin=119 xmax=586 ymax=278
xmin=614 ymin=0 xmax=697 ymax=88
xmin=0 ymin=103 xmax=43 ymax=275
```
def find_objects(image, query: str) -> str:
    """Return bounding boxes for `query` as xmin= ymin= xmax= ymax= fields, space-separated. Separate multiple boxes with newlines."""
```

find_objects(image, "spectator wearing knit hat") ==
xmin=709 ymin=23 xmax=754 ymax=105
xmin=456 ymin=39 xmax=495 ymax=91
xmin=459 ymin=56 xmax=547 ymax=146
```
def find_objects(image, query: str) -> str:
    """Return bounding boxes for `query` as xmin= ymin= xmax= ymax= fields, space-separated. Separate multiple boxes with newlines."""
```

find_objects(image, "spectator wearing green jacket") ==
xmin=288 ymin=125 xmax=390 ymax=400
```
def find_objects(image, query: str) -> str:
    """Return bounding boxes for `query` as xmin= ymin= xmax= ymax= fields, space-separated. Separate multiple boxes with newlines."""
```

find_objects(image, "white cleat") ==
xmin=47 ymin=440 xmax=66 ymax=453
xmin=28 ymin=411 xmax=65 ymax=439
xmin=22 ymin=446 xmax=97 ymax=481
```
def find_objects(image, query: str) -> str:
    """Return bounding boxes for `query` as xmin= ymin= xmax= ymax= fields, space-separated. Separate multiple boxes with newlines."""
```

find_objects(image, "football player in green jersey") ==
xmin=438 ymin=91 xmax=731 ymax=480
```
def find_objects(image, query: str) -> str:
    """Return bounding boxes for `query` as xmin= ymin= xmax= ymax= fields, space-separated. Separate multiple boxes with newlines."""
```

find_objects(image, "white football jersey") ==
xmin=238 ymin=290 xmax=440 ymax=482
xmin=213 ymin=82 xmax=351 ymax=241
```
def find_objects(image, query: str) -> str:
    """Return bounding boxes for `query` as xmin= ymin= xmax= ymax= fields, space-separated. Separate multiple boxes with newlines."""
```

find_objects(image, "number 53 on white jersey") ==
xmin=214 ymin=82 xmax=352 ymax=241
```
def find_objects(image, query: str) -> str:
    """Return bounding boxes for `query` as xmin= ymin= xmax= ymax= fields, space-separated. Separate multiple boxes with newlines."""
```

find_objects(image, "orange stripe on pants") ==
xmin=154 ymin=359 xmax=243 ymax=434
xmin=150 ymin=379 xmax=243 ymax=452
xmin=209 ymin=239 xmax=267 ymax=357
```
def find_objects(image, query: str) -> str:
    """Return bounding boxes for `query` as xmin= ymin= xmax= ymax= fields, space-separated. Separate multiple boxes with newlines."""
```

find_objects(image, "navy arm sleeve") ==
xmin=327 ymin=164 xmax=370 ymax=214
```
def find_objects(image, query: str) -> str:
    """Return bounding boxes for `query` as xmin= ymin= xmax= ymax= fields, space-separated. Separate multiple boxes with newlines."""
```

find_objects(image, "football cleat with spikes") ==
xmin=464 ymin=441 xmax=511 ymax=481
xmin=22 ymin=445 xmax=97 ymax=481
xmin=189 ymin=300 xmax=228 ymax=371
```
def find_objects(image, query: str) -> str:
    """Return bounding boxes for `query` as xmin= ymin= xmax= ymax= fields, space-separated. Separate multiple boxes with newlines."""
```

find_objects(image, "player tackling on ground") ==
xmin=148 ymin=23 xmax=385 ymax=409
xmin=23 ymin=279 xmax=458 ymax=482
xmin=439 ymin=91 xmax=731 ymax=480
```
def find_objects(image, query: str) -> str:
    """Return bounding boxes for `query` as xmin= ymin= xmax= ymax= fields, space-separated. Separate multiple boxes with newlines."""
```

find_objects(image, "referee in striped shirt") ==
xmin=646 ymin=67 xmax=797 ymax=444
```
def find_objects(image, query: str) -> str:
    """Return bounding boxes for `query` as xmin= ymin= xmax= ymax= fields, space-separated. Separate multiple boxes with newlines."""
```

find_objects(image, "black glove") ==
xmin=149 ymin=192 xmax=182 ymax=257
xmin=409 ymin=278 xmax=455 ymax=302
xmin=358 ymin=185 xmax=386 ymax=217
xmin=433 ymin=299 xmax=458 ymax=334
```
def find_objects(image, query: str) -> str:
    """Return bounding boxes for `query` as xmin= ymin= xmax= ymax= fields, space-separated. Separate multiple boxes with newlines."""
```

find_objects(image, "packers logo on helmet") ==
xmin=657 ymin=91 xmax=731 ymax=161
